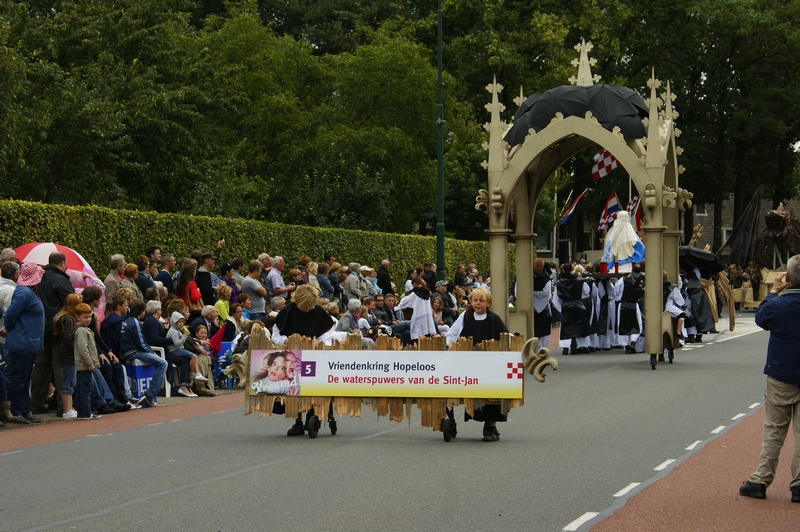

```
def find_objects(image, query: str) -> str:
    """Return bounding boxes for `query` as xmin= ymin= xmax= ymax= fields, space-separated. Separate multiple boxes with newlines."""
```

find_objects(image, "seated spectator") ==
xmin=221 ymin=303 xmax=244 ymax=342
xmin=372 ymin=294 xmax=391 ymax=324
xmin=454 ymin=264 xmax=470 ymax=288
xmin=215 ymin=284 xmax=232 ymax=321
xmin=189 ymin=305 xmax=220 ymax=338
xmin=308 ymin=262 xmax=320 ymax=291
xmin=432 ymin=280 xmax=457 ymax=324
xmin=269 ymin=297 xmax=286 ymax=316
xmin=144 ymin=286 xmax=160 ymax=302
xmin=100 ymin=296 xmax=128 ymax=358
xmin=383 ymin=293 xmax=411 ymax=345
xmin=237 ymin=293 xmax=251 ymax=320
xmin=119 ymin=299 xmax=167 ymax=407
xmin=335 ymin=299 xmax=375 ymax=349
xmin=189 ymin=325 xmax=216 ymax=396
xmin=165 ymin=312 xmax=208 ymax=397
xmin=122 ymin=264 xmax=144 ymax=301
xmin=431 ymin=296 xmax=451 ymax=334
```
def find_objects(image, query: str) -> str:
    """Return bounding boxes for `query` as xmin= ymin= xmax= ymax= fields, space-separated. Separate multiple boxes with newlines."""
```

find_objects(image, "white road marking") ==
xmin=686 ymin=440 xmax=702 ymax=450
xmin=0 ymin=450 xmax=22 ymax=457
xmin=613 ymin=483 xmax=640 ymax=497
xmin=654 ymin=459 xmax=676 ymax=471
xmin=563 ymin=512 xmax=599 ymax=531
xmin=715 ymin=329 xmax=763 ymax=343
xmin=749 ymin=403 xmax=760 ymax=409
xmin=732 ymin=413 xmax=745 ymax=420
xmin=711 ymin=426 xmax=725 ymax=434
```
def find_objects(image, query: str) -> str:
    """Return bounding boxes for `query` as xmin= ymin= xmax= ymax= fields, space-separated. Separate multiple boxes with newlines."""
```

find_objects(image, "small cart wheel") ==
xmin=650 ymin=354 xmax=657 ymax=370
xmin=449 ymin=420 xmax=458 ymax=440
xmin=668 ymin=350 xmax=674 ymax=363
xmin=442 ymin=418 xmax=453 ymax=442
xmin=329 ymin=418 xmax=337 ymax=436
xmin=307 ymin=415 xmax=320 ymax=438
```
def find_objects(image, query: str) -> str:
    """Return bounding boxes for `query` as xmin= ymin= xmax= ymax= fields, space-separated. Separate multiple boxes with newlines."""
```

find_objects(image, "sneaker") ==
xmin=22 ymin=412 xmax=42 ymax=423
xmin=14 ymin=415 xmax=30 ymax=424
xmin=110 ymin=401 xmax=132 ymax=413
xmin=287 ymin=421 xmax=305 ymax=436
xmin=143 ymin=395 xmax=157 ymax=407
xmin=739 ymin=481 xmax=766 ymax=499
xmin=192 ymin=373 xmax=209 ymax=383
xmin=62 ymin=409 xmax=78 ymax=420
xmin=792 ymin=486 xmax=800 ymax=503
xmin=77 ymin=414 xmax=101 ymax=420
xmin=97 ymin=403 xmax=117 ymax=415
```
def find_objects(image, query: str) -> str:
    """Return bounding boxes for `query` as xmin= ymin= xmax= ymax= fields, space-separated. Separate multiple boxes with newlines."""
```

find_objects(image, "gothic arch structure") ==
xmin=476 ymin=41 xmax=694 ymax=356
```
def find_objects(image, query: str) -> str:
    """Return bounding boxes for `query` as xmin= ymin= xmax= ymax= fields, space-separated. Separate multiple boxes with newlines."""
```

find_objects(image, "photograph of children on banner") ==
xmin=250 ymin=350 xmax=301 ymax=396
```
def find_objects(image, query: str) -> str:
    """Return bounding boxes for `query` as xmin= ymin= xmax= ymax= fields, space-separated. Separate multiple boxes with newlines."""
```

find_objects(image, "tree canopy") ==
xmin=1 ymin=0 xmax=798 ymax=246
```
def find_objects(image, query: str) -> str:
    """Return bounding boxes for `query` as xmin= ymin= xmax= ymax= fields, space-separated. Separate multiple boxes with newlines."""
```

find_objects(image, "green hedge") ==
xmin=0 ymin=200 xmax=516 ymax=285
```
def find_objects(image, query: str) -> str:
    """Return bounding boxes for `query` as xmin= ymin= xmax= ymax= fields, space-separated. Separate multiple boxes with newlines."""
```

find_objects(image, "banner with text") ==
xmin=248 ymin=349 xmax=524 ymax=399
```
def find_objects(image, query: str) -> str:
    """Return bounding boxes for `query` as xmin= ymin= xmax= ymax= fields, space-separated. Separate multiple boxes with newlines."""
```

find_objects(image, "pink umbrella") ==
xmin=14 ymin=242 xmax=98 ymax=278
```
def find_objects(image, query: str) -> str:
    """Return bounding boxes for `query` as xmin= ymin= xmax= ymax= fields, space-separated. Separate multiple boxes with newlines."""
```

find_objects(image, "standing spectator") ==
xmin=134 ymin=255 xmax=156 ymax=295
xmin=146 ymin=247 xmax=162 ymax=263
xmin=242 ymin=261 xmax=268 ymax=322
xmin=258 ymin=253 xmax=272 ymax=300
xmin=122 ymin=264 xmax=144 ymax=301
xmin=454 ymin=264 xmax=470 ymax=288
xmin=219 ymin=263 xmax=241 ymax=306
xmin=31 ymin=252 xmax=74 ymax=416
xmin=156 ymin=253 xmax=176 ymax=294
xmin=307 ymin=262 xmax=321 ymax=291
xmin=432 ymin=280 xmax=457 ymax=324
xmin=231 ymin=258 xmax=246 ymax=285
xmin=215 ymin=284 xmax=232 ymax=321
xmin=0 ymin=261 xmax=20 ymax=355
xmin=329 ymin=262 xmax=344 ymax=307
xmin=176 ymin=261 xmax=203 ymax=323
xmin=3 ymin=262 xmax=45 ymax=423
xmin=345 ymin=263 xmax=366 ymax=302
xmin=317 ymin=263 xmax=335 ymax=299
xmin=377 ymin=260 xmax=394 ymax=295
xmin=422 ymin=262 xmax=437 ymax=291
xmin=740 ymin=258 xmax=800 ymax=502
xmin=268 ymin=256 xmax=295 ymax=301
xmin=104 ymin=255 xmax=126 ymax=309
xmin=196 ymin=253 xmax=218 ymax=305
xmin=83 ymin=286 xmax=128 ymax=406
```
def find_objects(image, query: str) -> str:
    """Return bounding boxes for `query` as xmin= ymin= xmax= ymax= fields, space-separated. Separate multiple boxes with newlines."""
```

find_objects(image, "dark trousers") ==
xmin=75 ymin=370 xmax=94 ymax=418
xmin=30 ymin=334 xmax=62 ymax=413
xmin=5 ymin=350 xmax=35 ymax=416
xmin=0 ymin=367 xmax=8 ymax=402
xmin=166 ymin=350 xmax=191 ymax=387
xmin=100 ymin=360 xmax=127 ymax=402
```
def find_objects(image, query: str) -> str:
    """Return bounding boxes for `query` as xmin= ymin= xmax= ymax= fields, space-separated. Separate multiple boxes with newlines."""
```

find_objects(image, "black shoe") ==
xmin=482 ymin=425 xmax=500 ymax=442
xmin=739 ymin=481 xmax=766 ymax=499
xmin=287 ymin=421 xmax=305 ymax=436
xmin=709 ymin=329 xmax=720 ymax=334
xmin=110 ymin=401 xmax=132 ymax=413
xmin=579 ymin=347 xmax=590 ymax=354
xmin=97 ymin=403 xmax=116 ymax=415
xmin=14 ymin=415 xmax=30 ymax=424
xmin=792 ymin=485 xmax=800 ymax=503
xmin=23 ymin=412 xmax=42 ymax=423
xmin=562 ymin=348 xmax=570 ymax=356
xmin=30 ymin=408 xmax=50 ymax=415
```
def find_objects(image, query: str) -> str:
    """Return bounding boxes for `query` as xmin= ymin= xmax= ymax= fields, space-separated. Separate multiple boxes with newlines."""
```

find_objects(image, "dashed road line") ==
xmin=749 ymin=402 xmax=760 ymax=409
xmin=715 ymin=329 xmax=762 ymax=343
xmin=732 ymin=413 xmax=745 ymax=420
xmin=613 ymin=483 xmax=640 ymax=497
xmin=685 ymin=440 xmax=702 ymax=451
xmin=563 ymin=512 xmax=599 ymax=531
xmin=711 ymin=425 xmax=725 ymax=434
xmin=654 ymin=459 xmax=675 ymax=471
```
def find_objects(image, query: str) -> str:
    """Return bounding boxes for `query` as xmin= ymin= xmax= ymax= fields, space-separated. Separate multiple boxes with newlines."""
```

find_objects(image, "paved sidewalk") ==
xmin=590 ymin=399 xmax=800 ymax=531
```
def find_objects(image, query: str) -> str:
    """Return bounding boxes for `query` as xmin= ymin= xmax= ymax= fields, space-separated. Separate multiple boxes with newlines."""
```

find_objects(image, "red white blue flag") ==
xmin=559 ymin=188 xmax=589 ymax=226
xmin=592 ymin=149 xmax=619 ymax=181
xmin=627 ymin=195 xmax=642 ymax=232
xmin=598 ymin=191 xmax=621 ymax=230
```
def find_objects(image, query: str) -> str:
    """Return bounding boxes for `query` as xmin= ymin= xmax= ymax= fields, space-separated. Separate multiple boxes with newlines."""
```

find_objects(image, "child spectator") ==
xmin=215 ymin=284 xmax=231 ymax=321
xmin=73 ymin=304 xmax=103 ymax=420
xmin=54 ymin=294 xmax=82 ymax=420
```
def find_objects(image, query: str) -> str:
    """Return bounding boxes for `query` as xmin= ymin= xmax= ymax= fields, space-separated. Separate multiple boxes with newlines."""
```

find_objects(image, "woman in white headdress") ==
xmin=602 ymin=211 xmax=644 ymax=273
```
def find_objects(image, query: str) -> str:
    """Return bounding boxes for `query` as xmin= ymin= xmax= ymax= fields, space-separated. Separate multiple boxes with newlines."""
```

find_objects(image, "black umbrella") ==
xmin=679 ymin=246 xmax=728 ymax=277
xmin=505 ymin=84 xmax=649 ymax=147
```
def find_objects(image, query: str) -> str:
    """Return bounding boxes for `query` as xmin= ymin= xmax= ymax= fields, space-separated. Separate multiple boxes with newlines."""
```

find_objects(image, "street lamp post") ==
xmin=436 ymin=0 xmax=445 ymax=281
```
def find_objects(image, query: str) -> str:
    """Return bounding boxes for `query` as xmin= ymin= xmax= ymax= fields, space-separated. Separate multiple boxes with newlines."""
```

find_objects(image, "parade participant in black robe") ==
xmin=533 ymin=258 xmax=553 ymax=347
xmin=618 ymin=264 xmax=645 ymax=353
xmin=553 ymin=263 xmax=589 ymax=355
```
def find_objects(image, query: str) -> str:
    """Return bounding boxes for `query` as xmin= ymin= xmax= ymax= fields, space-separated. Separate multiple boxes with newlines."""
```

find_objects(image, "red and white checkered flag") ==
xmin=592 ymin=149 xmax=618 ymax=181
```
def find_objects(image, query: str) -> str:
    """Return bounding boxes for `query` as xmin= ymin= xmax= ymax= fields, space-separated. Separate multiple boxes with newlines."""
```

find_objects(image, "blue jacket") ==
xmin=3 ymin=286 xmax=45 ymax=355
xmin=755 ymin=288 xmax=800 ymax=385
xmin=119 ymin=316 xmax=154 ymax=360
xmin=100 ymin=312 xmax=125 ymax=356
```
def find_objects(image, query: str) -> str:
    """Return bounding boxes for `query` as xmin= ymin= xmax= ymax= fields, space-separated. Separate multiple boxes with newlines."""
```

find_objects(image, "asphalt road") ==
xmin=1 ymin=312 xmax=771 ymax=532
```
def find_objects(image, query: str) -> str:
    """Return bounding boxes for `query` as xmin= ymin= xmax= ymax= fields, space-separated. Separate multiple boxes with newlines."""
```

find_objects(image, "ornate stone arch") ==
xmin=476 ymin=41 xmax=693 ymax=357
